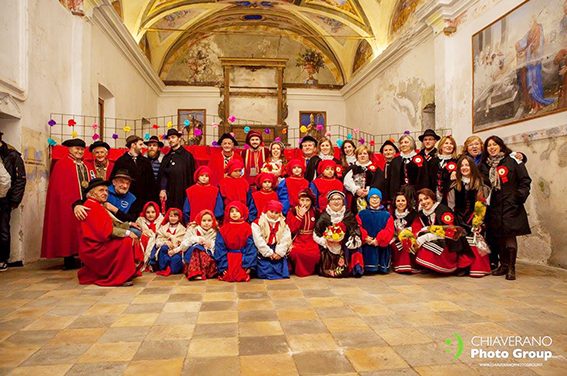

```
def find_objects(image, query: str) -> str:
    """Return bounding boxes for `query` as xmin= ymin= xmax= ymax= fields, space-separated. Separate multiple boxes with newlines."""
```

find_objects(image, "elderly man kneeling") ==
xmin=78 ymin=178 xmax=140 ymax=286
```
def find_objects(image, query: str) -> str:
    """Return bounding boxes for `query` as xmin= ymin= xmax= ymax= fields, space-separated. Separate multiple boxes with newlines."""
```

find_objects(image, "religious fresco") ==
xmin=472 ymin=0 xmax=567 ymax=132
xmin=391 ymin=0 xmax=421 ymax=34
xmin=161 ymin=33 xmax=340 ymax=85
xmin=303 ymin=15 xmax=358 ymax=46
xmin=153 ymin=9 xmax=199 ymax=42
xmin=352 ymin=39 xmax=373 ymax=73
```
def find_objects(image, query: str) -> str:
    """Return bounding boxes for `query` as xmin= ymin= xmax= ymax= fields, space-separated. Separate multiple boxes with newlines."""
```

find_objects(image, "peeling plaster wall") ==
xmin=0 ymin=0 xmax=158 ymax=263
xmin=439 ymin=0 xmax=567 ymax=268
xmin=344 ymin=35 xmax=435 ymax=135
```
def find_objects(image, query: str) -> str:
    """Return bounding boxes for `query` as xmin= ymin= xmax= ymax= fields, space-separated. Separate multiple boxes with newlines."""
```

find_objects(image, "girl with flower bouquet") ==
xmin=428 ymin=135 xmax=459 ymax=204
xmin=313 ymin=190 xmax=362 ymax=277
xmin=343 ymin=145 xmax=386 ymax=213
xmin=414 ymin=188 xmax=474 ymax=274
xmin=356 ymin=188 xmax=394 ymax=274
xmin=390 ymin=190 xmax=422 ymax=273
xmin=447 ymin=155 xmax=492 ymax=277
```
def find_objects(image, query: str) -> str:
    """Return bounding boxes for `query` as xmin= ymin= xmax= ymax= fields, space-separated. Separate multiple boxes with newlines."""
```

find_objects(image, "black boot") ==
xmin=63 ymin=256 xmax=79 ymax=270
xmin=492 ymin=248 xmax=509 ymax=276
xmin=506 ymin=247 xmax=517 ymax=280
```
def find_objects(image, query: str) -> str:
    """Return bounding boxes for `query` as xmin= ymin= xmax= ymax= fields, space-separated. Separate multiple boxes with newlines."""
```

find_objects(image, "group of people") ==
xmin=40 ymin=126 xmax=531 ymax=286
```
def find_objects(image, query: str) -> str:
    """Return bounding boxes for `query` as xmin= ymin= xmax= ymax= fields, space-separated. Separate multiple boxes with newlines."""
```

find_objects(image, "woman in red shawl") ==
xmin=214 ymin=201 xmax=257 ymax=282
xmin=78 ymin=179 xmax=140 ymax=286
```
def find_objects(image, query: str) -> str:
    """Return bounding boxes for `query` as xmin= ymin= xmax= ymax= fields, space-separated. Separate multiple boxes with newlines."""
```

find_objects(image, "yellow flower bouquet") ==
xmin=472 ymin=201 xmax=487 ymax=229
xmin=323 ymin=224 xmax=345 ymax=243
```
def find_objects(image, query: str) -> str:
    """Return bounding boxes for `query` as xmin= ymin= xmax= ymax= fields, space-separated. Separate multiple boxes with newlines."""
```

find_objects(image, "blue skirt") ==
xmin=361 ymin=245 xmax=391 ymax=274
xmin=256 ymin=255 xmax=289 ymax=280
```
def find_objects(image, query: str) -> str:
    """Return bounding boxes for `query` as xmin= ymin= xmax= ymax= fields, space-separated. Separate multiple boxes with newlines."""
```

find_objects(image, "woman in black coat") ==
xmin=479 ymin=136 xmax=531 ymax=280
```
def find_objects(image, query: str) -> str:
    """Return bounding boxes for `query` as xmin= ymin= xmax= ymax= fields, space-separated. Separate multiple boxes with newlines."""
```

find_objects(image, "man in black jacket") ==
xmin=0 ymin=132 xmax=26 ymax=271
xmin=159 ymin=129 xmax=195 ymax=210
xmin=111 ymin=135 xmax=158 ymax=206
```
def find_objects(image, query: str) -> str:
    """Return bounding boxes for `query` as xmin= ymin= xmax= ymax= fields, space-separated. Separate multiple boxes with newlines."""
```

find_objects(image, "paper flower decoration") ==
xmin=212 ymin=141 xmax=219 ymax=146
xmin=68 ymin=119 xmax=76 ymax=127
xmin=144 ymin=133 xmax=150 ymax=140
xmin=91 ymin=123 xmax=98 ymax=130
xmin=161 ymin=134 xmax=167 ymax=140
xmin=47 ymin=138 xmax=57 ymax=146
xmin=152 ymin=124 xmax=159 ymax=129
xmin=347 ymin=133 xmax=353 ymax=140
xmin=112 ymin=133 xmax=119 ymax=139
xmin=325 ymin=131 xmax=332 ymax=137
xmin=194 ymin=128 xmax=202 ymax=136
xmin=92 ymin=133 xmax=100 ymax=140
xmin=282 ymin=128 xmax=288 ymax=134
xmin=369 ymin=140 xmax=376 ymax=147
xmin=274 ymin=136 xmax=281 ymax=142
xmin=358 ymin=138 xmax=365 ymax=144
xmin=316 ymin=124 xmax=323 ymax=131
xmin=71 ymin=130 xmax=78 ymax=138
xmin=167 ymin=121 xmax=173 ymax=129
xmin=211 ymin=123 xmax=219 ymax=128
xmin=230 ymin=132 xmax=235 ymax=137
xmin=244 ymin=126 xmax=251 ymax=133
xmin=403 ymin=130 xmax=410 ymax=135
xmin=264 ymin=128 xmax=270 ymax=134
xmin=353 ymin=128 xmax=360 ymax=134
xmin=184 ymin=119 xmax=190 ymax=127
xmin=228 ymin=115 xmax=236 ymax=123
xmin=48 ymin=119 xmax=56 ymax=127
xmin=300 ymin=125 xmax=308 ymax=133
xmin=123 ymin=125 xmax=131 ymax=133
xmin=336 ymin=138 xmax=344 ymax=147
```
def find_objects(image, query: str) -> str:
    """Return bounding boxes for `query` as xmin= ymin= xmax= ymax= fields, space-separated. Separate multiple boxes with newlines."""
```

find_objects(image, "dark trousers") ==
xmin=0 ymin=202 xmax=12 ymax=263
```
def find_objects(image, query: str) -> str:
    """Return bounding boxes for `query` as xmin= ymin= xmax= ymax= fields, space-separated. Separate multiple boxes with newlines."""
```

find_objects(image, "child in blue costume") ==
xmin=357 ymin=188 xmax=394 ymax=273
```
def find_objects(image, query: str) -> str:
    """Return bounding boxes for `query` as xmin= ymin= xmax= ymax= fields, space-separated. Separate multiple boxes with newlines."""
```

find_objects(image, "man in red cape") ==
xmin=41 ymin=138 xmax=94 ymax=269
xmin=78 ymin=178 xmax=140 ymax=286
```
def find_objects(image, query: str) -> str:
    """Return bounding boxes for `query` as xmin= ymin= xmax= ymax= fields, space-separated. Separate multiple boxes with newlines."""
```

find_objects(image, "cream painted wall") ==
xmin=0 ymin=0 xmax=159 ymax=263
xmin=343 ymin=36 xmax=436 ymax=137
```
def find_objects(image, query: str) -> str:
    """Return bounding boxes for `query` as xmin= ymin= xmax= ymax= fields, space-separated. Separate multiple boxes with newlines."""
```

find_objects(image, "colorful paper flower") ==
xmin=161 ymin=134 xmax=167 ymax=140
xmin=212 ymin=141 xmax=219 ymax=146
xmin=300 ymin=125 xmax=307 ymax=133
xmin=325 ymin=131 xmax=332 ymax=137
xmin=152 ymin=124 xmax=159 ymax=129
xmin=228 ymin=115 xmax=236 ymax=123
xmin=144 ymin=133 xmax=150 ymax=140
xmin=112 ymin=133 xmax=119 ymax=139
xmin=244 ymin=126 xmax=251 ymax=133
xmin=347 ymin=133 xmax=353 ymax=140
xmin=166 ymin=121 xmax=173 ymax=129
xmin=47 ymin=138 xmax=57 ymax=146
xmin=184 ymin=119 xmax=190 ymax=127
xmin=316 ymin=124 xmax=323 ymax=131
xmin=92 ymin=133 xmax=100 ymax=140
xmin=353 ymin=128 xmax=360 ymax=134
xmin=358 ymin=138 xmax=365 ymax=144
xmin=264 ymin=128 xmax=270 ymax=134
xmin=71 ymin=130 xmax=78 ymax=138
xmin=91 ymin=123 xmax=98 ymax=130
xmin=336 ymin=139 xmax=343 ymax=147
xmin=68 ymin=119 xmax=76 ymax=127
xmin=274 ymin=136 xmax=281 ymax=142
xmin=48 ymin=119 xmax=56 ymax=127
xmin=211 ymin=123 xmax=219 ymax=128
xmin=123 ymin=125 xmax=131 ymax=133
xmin=281 ymin=128 xmax=287 ymax=134
xmin=403 ymin=130 xmax=410 ymax=135
xmin=194 ymin=128 xmax=202 ymax=136
xmin=369 ymin=140 xmax=376 ymax=147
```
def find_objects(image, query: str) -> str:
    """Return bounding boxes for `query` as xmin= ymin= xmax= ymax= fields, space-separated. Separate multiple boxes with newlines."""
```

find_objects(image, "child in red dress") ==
xmin=310 ymin=160 xmax=344 ymax=212
xmin=183 ymin=166 xmax=223 ymax=223
xmin=277 ymin=159 xmax=308 ymax=215
xmin=250 ymin=172 xmax=278 ymax=220
xmin=219 ymin=159 xmax=255 ymax=221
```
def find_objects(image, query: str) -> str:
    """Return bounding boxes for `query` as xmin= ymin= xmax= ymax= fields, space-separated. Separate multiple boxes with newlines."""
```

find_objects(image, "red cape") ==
xmin=78 ymin=198 xmax=138 ymax=286
xmin=41 ymin=156 xmax=93 ymax=258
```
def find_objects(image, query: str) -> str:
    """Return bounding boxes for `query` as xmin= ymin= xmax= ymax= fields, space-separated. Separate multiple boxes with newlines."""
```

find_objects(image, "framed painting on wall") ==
xmin=472 ymin=0 xmax=567 ymax=132
xmin=178 ymin=109 xmax=206 ymax=145
xmin=299 ymin=111 xmax=326 ymax=139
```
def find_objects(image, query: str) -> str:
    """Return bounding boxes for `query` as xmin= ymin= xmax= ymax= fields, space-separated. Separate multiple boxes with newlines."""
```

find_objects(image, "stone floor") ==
xmin=0 ymin=260 xmax=566 ymax=376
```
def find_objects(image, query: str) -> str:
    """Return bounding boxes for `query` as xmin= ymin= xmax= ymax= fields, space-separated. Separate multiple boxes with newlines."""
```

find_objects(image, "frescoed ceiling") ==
xmin=112 ymin=0 xmax=425 ymax=85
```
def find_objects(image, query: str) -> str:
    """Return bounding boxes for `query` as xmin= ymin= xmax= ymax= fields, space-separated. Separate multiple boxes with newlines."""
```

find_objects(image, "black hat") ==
xmin=89 ymin=141 xmax=111 ymax=152
xmin=379 ymin=139 xmax=399 ymax=154
xmin=83 ymin=178 xmax=109 ymax=196
xmin=62 ymin=138 xmax=86 ymax=148
xmin=125 ymin=135 xmax=143 ymax=148
xmin=112 ymin=169 xmax=134 ymax=182
xmin=299 ymin=135 xmax=318 ymax=147
xmin=166 ymin=128 xmax=183 ymax=138
xmin=218 ymin=133 xmax=238 ymax=146
xmin=145 ymin=135 xmax=164 ymax=147
xmin=418 ymin=129 xmax=441 ymax=142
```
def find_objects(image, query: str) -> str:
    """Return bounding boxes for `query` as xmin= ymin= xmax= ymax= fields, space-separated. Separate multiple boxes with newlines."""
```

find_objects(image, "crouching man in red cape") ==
xmin=78 ymin=178 xmax=141 ymax=286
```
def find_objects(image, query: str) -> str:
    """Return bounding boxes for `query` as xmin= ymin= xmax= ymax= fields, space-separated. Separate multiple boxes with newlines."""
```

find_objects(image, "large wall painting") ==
xmin=472 ymin=0 xmax=567 ymax=132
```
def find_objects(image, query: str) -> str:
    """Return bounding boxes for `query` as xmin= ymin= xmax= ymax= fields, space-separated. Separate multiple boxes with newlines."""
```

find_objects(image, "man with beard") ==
xmin=159 ymin=129 xmax=196 ymax=210
xmin=144 ymin=135 xmax=164 ymax=182
xmin=241 ymin=130 xmax=268 ymax=189
xmin=87 ymin=141 xmax=114 ymax=180
xmin=111 ymin=135 xmax=157 ymax=207
xmin=418 ymin=129 xmax=440 ymax=192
